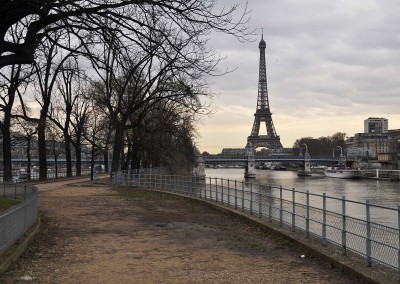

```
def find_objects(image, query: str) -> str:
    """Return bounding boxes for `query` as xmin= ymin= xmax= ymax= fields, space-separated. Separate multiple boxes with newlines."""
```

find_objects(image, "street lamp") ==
xmin=302 ymin=143 xmax=309 ymax=155
xmin=332 ymin=146 xmax=343 ymax=158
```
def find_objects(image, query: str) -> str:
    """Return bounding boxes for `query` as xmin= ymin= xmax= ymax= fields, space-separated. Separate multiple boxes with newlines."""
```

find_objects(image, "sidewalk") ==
xmin=1 ymin=180 xmax=372 ymax=283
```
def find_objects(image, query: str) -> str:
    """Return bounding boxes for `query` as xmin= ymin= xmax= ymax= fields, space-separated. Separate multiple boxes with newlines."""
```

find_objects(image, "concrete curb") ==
xmin=0 ymin=215 xmax=41 ymax=275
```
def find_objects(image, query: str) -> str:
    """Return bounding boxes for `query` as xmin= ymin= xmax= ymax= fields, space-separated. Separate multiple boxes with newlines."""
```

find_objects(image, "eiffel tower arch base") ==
xmin=247 ymin=136 xmax=282 ymax=150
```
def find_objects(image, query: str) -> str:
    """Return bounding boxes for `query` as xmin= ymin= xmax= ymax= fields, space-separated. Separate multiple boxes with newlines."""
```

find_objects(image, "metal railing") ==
xmin=12 ymin=169 xmax=95 ymax=182
xmin=112 ymin=170 xmax=400 ymax=273
xmin=359 ymin=169 xmax=400 ymax=180
xmin=0 ymin=184 xmax=38 ymax=254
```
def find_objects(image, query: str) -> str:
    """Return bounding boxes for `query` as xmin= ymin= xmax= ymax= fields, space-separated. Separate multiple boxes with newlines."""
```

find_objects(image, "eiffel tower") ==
xmin=247 ymin=33 xmax=282 ymax=149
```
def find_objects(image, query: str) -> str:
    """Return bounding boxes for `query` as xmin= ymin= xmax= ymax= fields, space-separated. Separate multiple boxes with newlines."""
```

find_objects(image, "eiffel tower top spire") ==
xmin=259 ymin=28 xmax=266 ymax=49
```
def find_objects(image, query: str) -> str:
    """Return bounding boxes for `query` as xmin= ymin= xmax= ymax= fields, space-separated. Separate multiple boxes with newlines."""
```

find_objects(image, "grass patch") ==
xmin=0 ymin=196 xmax=20 ymax=212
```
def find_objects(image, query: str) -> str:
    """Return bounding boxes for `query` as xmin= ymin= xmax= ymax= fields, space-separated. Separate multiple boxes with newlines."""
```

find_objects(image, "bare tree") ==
xmin=0 ymin=64 xmax=22 ymax=181
xmin=82 ymin=101 xmax=109 ymax=180
xmin=0 ymin=20 xmax=34 ymax=181
xmin=17 ymin=33 xmax=74 ymax=180
xmin=46 ymin=121 xmax=64 ymax=178
xmin=12 ymin=118 xmax=38 ymax=179
xmin=87 ymin=11 xmax=219 ymax=172
xmin=137 ymin=101 xmax=199 ymax=174
xmin=49 ymin=57 xmax=85 ymax=177
xmin=69 ymin=94 xmax=91 ymax=176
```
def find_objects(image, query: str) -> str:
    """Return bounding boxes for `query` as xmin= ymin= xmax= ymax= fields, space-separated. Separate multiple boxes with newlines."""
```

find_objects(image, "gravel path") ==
xmin=1 ymin=180 xmax=363 ymax=283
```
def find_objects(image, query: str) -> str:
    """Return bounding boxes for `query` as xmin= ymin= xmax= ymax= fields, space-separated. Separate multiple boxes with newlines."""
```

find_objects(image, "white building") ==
xmin=364 ymin=117 xmax=388 ymax=134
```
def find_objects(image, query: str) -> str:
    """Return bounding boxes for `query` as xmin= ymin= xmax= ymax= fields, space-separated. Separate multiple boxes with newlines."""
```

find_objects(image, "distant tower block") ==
xmin=247 ymin=33 xmax=282 ymax=149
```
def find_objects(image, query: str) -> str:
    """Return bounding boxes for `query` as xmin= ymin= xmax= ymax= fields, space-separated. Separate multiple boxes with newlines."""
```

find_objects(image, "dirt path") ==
xmin=1 ymin=180 xmax=363 ymax=283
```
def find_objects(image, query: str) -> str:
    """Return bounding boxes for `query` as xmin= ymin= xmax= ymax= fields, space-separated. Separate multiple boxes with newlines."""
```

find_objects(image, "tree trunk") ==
xmin=90 ymin=143 xmax=95 ymax=181
xmin=1 ymin=126 xmax=12 ymax=182
xmin=75 ymin=144 xmax=82 ymax=176
xmin=27 ymin=138 xmax=32 ymax=180
xmin=120 ymin=146 xmax=126 ymax=170
xmin=37 ymin=119 xmax=47 ymax=181
xmin=111 ymin=128 xmax=124 ymax=173
xmin=130 ymin=144 xmax=140 ymax=170
xmin=103 ymin=151 xmax=109 ymax=173
xmin=54 ymin=154 xmax=58 ymax=179
xmin=64 ymin=130 xmax=72 ymax=177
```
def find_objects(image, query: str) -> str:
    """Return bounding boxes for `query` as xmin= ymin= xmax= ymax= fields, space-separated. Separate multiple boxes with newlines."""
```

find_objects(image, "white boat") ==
xmin=324 ymin=166 xmax=361 ymax=179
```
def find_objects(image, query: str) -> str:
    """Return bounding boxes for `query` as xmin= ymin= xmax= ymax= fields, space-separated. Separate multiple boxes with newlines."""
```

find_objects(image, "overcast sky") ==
xmin=197 ymin=0 xmax=400 ymax=154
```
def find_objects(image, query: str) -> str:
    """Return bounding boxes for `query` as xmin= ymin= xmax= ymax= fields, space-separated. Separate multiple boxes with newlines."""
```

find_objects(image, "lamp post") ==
xmin=297 ymin=143 xmax=311 ymax=176
xmin=302 ymin=143 xmax=309 ymax=156
xmin=332 ymin=146 xmax=344 ymax=158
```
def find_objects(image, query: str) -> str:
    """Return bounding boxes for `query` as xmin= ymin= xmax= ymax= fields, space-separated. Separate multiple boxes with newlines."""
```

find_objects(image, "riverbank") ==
xmin=0 ymin=179 xmax=371 ymax=283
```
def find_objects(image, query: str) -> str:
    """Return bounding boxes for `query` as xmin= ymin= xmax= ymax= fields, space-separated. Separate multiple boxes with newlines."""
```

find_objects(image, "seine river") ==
xmin=205 ymin=168 xmax=400 ymax=228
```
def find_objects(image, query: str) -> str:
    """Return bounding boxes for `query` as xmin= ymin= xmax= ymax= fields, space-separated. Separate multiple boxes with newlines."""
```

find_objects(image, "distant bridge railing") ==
xmin=204 ymin=155 xmax=354 ymax=164
xmin=113 ymin=171 xmax=400 ymax=274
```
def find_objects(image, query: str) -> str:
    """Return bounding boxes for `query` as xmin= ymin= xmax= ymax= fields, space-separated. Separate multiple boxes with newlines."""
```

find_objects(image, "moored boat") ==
xmin=324 ymin=166 xmax=361 ymax=179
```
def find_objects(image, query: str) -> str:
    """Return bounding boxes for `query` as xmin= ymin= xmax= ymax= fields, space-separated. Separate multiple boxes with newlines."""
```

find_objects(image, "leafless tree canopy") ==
xmin=1 ymin=0 xmax=251 ymax=68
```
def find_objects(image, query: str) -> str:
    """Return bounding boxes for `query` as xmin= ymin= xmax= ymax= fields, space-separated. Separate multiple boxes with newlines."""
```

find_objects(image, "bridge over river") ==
xmin=203 ymin=155 xmax=356 ymax=166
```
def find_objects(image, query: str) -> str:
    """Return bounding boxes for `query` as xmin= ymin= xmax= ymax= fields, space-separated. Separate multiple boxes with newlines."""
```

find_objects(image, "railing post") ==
xmin=279 ymin=186 xmax=283 ymax=227
xmin=215 ymin=177 xmax=218 ymax=203
xmin=342 ymin=196 xmax=347 ymax=255
xmin=366 ymin=200 xmax=372 ymax=267
xmin=198 ymin=176 xmax=201 ymax=198
xmin=14 ymin=183 xmax=17 ymax=201
xmin=24 ymin=185 xmax=27 ymax=201
xmin=250 ymin=183 xmax=253 ymax=215
xmin=201 ymin=177 xmax=205 ymax=199
xmin=268 ymin=186 xmax=273 ymax=222
xmin=305 ymin=190 xmax=310 ymax=238
xmin=292 ymin=188 xmax=295 ymax=232
xmin=258 ymin=185 xmax=262 ymax=218
xmin=234 ymin=180 xmax=237 ymax=209
xmin=227 ymin=179 xmax=230 ymax=207
xmin=209 ymin=177 xmax=212 ymax=200
xmin=221 ymin=178 xmax=224 ymax=204
xmin=322 ymin=193 xmax=327 ymax=246
xmin=241 ymin=182 xmax=245 ymax=212
xmin=192 ymin=177 xmax=196 ymax=197
xmin=398 ymin=205 xmax=400 ymax=279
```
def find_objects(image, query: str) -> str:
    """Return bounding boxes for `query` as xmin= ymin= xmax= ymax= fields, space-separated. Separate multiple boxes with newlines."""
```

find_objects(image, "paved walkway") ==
xmin=1 ymin=179 xmax=366 ymax=283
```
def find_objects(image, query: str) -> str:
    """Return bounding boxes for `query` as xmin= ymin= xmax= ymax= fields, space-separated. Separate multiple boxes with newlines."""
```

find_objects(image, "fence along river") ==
xmin=113 ymin=168 xmax=400 ymax=272
xmin=207 ymin=168 xmax=400 ymax=227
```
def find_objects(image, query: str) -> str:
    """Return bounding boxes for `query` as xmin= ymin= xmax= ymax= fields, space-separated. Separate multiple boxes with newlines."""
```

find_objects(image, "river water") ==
xmin=205 ymin=168 xmax=400 ymax=228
